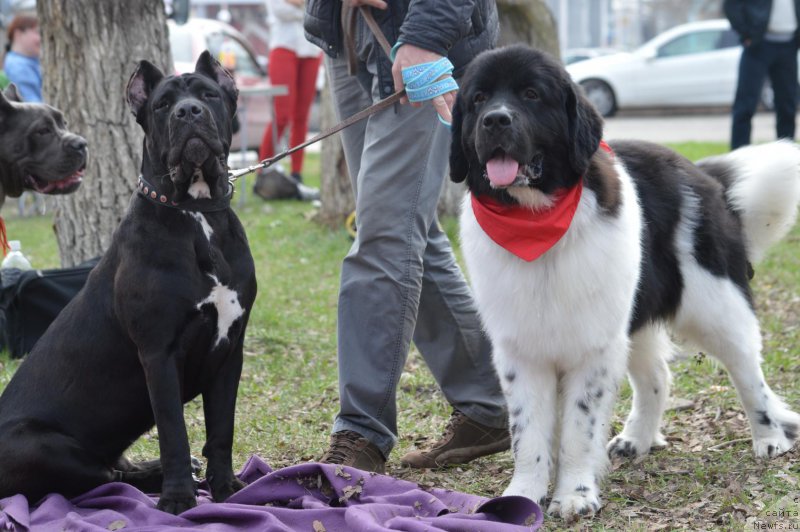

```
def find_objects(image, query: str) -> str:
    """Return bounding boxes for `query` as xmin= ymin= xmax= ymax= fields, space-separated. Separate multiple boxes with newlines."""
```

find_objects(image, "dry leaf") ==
xmin=339 ymin=484 xmax=362 ymax=503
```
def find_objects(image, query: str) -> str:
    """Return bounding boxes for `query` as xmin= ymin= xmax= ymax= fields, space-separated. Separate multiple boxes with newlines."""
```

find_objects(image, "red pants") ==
xmin=259 ymin=48 xmax=322 ymax=174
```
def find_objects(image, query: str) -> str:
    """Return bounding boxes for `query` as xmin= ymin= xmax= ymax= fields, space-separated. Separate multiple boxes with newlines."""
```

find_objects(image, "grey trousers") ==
xmin=326 ymin=53 xmax=507 ymax=457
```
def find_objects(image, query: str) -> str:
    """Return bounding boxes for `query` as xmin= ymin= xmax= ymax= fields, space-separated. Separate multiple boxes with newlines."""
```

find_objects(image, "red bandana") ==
xmin=471 ymin=182 xmax=583 ymax=261
xmin=470 ymin=142 xmax=612 ymax=262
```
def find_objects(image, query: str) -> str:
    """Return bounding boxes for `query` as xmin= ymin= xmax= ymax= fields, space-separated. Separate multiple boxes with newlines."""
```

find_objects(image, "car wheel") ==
xmin=579 ymin=80 xmax=616 ymax=117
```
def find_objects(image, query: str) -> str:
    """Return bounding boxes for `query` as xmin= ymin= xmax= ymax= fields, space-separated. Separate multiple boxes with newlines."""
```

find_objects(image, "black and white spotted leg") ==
xmin=608 ymin=325 xmax=671 ymax=459
xmin=495 ymin=349 xmax=557 ymax=507
xmin=549 ymin=338 xmax=627 ymax=520
xmin=673 ymin=270 xmax=800 ymax=459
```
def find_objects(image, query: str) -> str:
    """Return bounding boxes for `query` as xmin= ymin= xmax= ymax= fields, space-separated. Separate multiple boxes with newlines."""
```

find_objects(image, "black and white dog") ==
xmin=0 ymin=52 xmax=256 ymax=514
xmin=450 ymin=45 xmax=800 ymax=519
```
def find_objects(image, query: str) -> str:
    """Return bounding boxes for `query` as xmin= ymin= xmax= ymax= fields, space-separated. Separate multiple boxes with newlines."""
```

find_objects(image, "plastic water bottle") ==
xmin=1 ymin=240 xmax=32 ymax=287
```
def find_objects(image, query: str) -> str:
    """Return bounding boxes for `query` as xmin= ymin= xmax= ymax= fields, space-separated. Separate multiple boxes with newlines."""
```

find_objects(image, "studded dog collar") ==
xmin=137 ymin=174 xmax=233 ymax=213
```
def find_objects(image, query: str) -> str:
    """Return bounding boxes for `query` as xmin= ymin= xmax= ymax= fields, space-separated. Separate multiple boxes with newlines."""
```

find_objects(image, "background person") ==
xmin=3 ymin=12 xmax=45 ymax=216
xmin=304 ymin=0 xmax=509 ymax=473
xmin=3 ymin=12 xmax=41 ymax=103
xmin=725 ymin=0 xmax=800 ymax=149
xmin=259 ymin=0 xmax=322 ymax=184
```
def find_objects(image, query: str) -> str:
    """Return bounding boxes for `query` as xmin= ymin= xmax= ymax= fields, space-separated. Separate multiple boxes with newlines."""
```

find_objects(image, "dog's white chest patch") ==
xmin=188 ymin=169 xmax=211 ymax=199
xmin=187 ymin=212 xmax=213 ymax=242
xmin=197 ymin=274 xmax=244 ymax=347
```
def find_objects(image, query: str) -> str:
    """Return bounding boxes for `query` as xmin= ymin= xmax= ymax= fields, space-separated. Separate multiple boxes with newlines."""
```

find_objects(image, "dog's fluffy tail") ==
xmin=697 ymin=140 xmax=800 ymax=263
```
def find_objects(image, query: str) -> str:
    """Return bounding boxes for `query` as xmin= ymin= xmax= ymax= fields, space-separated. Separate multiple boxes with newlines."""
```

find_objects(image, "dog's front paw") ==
xmin=157 ymin=493 xmax=197 ymax=515
xmin=753 ymin=433 xmax=797 ymax=458
xmin=548 ymin=491 xmax=601 ymax=521
xmin=752 ymin=411 xmax=800 ymax=458
xmin=503 ymin=478 xmax=548 ymax=507
xmin=607 ymin=433 xmax=664 ymax=460
xmin=209 ymin=474 xmax=246 ymax=502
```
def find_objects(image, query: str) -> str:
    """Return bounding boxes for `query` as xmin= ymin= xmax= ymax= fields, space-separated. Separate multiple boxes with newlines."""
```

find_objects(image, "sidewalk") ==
xmin=265 ymin=110 xmax=791 ymax=158
xmin=603 ymin=110 xmax=787 ymax=144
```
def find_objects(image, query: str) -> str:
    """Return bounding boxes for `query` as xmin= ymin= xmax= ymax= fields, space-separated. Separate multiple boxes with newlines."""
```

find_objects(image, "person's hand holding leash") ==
xmin=391 ymin=44 xmax=456 ymax=124
xmin=344 ymin=0 xmax=456 ymax=125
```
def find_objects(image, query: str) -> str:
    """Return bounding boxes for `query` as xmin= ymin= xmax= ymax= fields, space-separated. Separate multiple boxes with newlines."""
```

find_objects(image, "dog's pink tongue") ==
xmin=486 ymin=155 xmax=519 ymax=187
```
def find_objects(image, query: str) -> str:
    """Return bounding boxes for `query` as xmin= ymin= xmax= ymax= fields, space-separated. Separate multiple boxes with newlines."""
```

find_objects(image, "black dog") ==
xmin=0 ymin=52 xmax=256 ymax=514
xmin=0 ymin=84 xmax=86 ymax=206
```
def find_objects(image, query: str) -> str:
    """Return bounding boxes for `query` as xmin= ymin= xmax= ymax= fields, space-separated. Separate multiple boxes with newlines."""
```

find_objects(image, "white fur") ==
xmin=188 ymin=169 xmax=211 ymax=199
xmin=669 ymin=186 xmax=800 ymax=458
xmin=699 ymin=140 xmax=800 ymax=262
xmin=461 ymin=158 xmax=642 ymax=518
xmin=187 ymin=211 xmax=213 ymax=242
xmin=196 ymin=274 xmax=244 ymax=347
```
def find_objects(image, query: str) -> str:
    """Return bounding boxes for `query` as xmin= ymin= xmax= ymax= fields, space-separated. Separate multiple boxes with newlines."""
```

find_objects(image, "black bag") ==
xmin=253 ymin=166 xmax=302 ymax=200
xmin=0 ymin=257 xmax=99 ymax=358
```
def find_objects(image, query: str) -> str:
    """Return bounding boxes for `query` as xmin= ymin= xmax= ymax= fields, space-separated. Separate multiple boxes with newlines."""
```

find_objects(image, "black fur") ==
xmin=0 ymin=52 xmax=256 ymax=514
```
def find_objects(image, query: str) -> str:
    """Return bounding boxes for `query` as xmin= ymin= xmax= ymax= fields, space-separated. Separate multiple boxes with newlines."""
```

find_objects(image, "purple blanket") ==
xmin=0 ymin=456 xmax=542 ymax=531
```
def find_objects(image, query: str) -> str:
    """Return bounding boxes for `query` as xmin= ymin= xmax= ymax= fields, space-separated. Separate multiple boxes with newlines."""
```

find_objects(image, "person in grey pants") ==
xmin=303 ymin=0 xmax=509 ymax=473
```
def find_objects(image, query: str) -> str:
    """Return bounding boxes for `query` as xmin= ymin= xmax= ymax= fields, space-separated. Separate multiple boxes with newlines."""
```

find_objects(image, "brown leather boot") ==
xmin=400 ymin=410 xmax=510 ymax=468
xmin=320 ymin=430 xmax=386 ymax=474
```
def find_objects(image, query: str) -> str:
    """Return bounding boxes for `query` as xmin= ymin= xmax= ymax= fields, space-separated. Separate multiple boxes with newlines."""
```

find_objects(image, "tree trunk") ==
xmin=38 ymin=0 xmax=172 ymax=266
xmin=317 ymin=78 xmax=354 ymax=229
xmin=497 ymin=0 xmax=559 ymax=53
xmin=437 ymin=0 xmax=559 ymax=217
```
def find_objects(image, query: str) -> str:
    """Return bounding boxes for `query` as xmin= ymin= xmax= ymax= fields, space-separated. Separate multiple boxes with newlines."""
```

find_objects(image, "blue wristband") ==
xmin=390 ymin=41 xmax=404 ymax=62
xmin=392 ymin=44 xmax=456 ymax=128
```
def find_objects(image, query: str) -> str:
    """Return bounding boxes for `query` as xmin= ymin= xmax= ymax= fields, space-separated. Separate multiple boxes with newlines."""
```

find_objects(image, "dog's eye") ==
xmin=204 ymin=92 xmax=219 ymax=99
xmin=154 ymin=99 xmax=170 ymax=111
xmin=37 ymin=127 xmax=51 ymax=136
xmin=524 ymin=88 xmax=539 ymax=100
xmin=473 ymin=92 xmax=487 ymax=105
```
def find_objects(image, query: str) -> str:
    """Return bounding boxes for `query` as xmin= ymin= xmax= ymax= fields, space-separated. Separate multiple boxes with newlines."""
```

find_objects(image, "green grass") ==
xmin=2 ymin=142 xmax=800 ymax=530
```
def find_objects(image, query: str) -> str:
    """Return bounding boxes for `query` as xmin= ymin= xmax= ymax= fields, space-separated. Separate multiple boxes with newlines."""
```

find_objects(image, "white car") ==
xmin=563 ymin=47 xmax=620 ymax=65
xmin=566 ymin=19 xmax=787 ymax=117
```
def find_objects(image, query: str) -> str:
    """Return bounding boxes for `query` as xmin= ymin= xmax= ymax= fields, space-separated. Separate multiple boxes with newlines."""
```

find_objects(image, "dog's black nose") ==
xmin=68 ymin=136 xmax=87 ymax=154
xmin=482 ymin=109 xmax=513 ymax=131
xmin=175 ymin=101 xmax=203 ymax=120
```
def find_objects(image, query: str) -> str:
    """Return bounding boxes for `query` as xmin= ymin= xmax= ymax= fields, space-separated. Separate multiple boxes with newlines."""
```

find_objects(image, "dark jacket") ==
xmin=724 ymin=0 xmax=800 ymax=45
xmin=304 ymin=0 xmax=498 ymax=98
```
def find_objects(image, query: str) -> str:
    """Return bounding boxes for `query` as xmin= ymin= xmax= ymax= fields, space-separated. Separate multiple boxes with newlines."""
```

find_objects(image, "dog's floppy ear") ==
xmin=449 ymin=94 xmax=469 ymax=183
xmin=126 ymin=60 xmax=165 ymax=123
xmin=565 ymin=79 xmax=603 ymax=175
xmin=194 ymin=50 xmax=239 ymax=114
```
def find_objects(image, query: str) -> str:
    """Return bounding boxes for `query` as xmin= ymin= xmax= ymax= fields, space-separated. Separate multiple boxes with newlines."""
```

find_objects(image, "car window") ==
xmin=657 ymin=30 xmax=724 ymax=58
xmin=206 ymin=32 xmax=262 ymax=77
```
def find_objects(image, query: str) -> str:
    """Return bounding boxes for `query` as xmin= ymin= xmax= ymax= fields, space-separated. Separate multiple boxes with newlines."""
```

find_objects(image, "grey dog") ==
xmin=0 ymin=84 xmax=86 ymax=208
